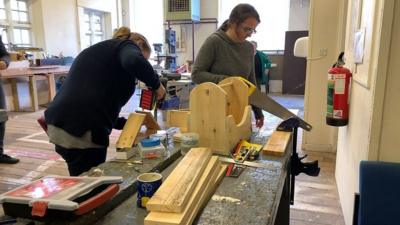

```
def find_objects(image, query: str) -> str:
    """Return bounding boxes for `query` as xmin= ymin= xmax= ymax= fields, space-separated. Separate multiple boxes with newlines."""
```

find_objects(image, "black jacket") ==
xmin=45 ymin=38 xmax=160 ymax=146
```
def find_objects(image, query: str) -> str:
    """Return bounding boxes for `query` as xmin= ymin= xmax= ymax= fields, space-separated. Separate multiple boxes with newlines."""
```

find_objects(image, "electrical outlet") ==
xmin=320 ymin=48 xmax=328 ymax=56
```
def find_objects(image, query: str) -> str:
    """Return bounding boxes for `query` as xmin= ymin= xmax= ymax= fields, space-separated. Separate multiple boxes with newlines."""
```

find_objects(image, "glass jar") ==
xmin=180 ymin=133 xmax=199 ymax=155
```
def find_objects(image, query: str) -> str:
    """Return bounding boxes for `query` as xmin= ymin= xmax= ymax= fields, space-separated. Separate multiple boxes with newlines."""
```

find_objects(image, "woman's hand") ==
xmin=255 ymin=117 xmax=264 ymax=128
xmin=155 ymin=84 xmax=166 ymax=101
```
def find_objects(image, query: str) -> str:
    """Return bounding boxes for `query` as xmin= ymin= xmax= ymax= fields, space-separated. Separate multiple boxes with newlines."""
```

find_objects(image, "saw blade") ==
xmin=249 ymin=90 xmax=312 ymax=131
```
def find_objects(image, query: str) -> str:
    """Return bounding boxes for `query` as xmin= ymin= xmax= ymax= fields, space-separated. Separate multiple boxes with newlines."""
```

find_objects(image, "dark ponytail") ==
xmin=219 ymin=3 xmax=260 ymax=31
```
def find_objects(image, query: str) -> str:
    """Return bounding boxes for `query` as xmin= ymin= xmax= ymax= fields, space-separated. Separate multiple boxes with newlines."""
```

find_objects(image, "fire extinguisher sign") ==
xmin=327 ymin=73 xmax=346 ymax=118
xmin=327 ymin=74 xmax=335 ymax=118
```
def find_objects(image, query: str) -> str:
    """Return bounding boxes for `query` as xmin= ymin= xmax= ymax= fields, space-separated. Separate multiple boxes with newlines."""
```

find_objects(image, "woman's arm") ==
xmin=118 ymin=42 xmax=160 ymax=90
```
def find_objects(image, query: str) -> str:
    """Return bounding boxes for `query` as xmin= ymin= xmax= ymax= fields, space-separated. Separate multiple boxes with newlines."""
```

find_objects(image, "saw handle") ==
xmin=237 ymin=77 xmax=257 ymax=96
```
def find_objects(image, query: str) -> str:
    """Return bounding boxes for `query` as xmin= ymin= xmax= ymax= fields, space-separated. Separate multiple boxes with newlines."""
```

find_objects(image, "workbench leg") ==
xmin=28 ymin=76 xmax=38 ymax=111
xmin=46 ymin=73 xmax=56 ymax=102
xmin=275 ymin=169 xmax=290 ymax=225
xmin=10 ymin=79 xmax=20 ymax=111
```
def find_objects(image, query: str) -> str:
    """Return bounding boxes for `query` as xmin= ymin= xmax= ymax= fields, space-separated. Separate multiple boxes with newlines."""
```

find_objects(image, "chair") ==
xmin=353 ymin=161 xmax=400 ymax=225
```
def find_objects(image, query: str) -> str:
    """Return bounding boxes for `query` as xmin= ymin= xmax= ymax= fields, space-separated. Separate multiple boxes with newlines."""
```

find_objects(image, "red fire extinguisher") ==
xmin=326 ymin=52 xmax=352 ymax=126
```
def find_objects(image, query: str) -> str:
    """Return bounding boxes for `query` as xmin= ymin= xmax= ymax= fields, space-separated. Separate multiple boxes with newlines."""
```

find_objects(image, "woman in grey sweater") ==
xmin=191 ymin=3 xmax=264 ymax=128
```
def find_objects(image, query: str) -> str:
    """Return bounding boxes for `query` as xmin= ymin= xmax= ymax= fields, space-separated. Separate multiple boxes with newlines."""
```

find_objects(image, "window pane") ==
xmin=93 ymin=35 xmax=102 ymax=44
xmin=1 ymin=28 xmax=7 ymax=44
xmin=93 ymin=14 xmax=101 ymax=24
xmin=82 ymin=35 xmax=91 ymax=49
xmin=18 ymin=1 xmax=27 ymax=11
xmin=219 ymin=0 xmax=289 ymax=50
xmin=21 ymin=29 xmax=29 ymax=43
xmin=11 ymin=11 xmax=19 ymax=21
xmin=93 ymin=23 xmax=101 ymax=32
xmin=0 ymin=0 xmax=4 ymax=8
xmin=84 ymin=13 xmax=89 ymax=22
xmin=13 ymin=29 xmax=21 ymax=43
xmin=10 ymin=0 xmax=18 ymax=10
xmin=83 ymin=21 xmax=90 ymax=33
xmin=19 ymin=12 xmax=27 ymax=22
xmin=0 ymin=9 xmax=6 ymax=20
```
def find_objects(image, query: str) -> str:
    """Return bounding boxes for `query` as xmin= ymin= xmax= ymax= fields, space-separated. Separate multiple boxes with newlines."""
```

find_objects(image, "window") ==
xmin=219 ymin=0 xmax=289 ymax=50
xmin=81 ymin=9 xmax=105 ymax=49
xmin=0 ymin=0 xmax=31 ymax=48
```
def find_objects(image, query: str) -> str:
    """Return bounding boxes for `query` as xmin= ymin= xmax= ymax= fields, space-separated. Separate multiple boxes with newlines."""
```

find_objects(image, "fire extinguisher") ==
xmin=326 ymin=52 xmax=352 ymax=126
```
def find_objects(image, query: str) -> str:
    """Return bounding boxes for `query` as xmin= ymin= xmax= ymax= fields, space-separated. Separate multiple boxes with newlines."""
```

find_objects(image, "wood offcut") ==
xmin=262 ymin=131 xmax=291 ymax=156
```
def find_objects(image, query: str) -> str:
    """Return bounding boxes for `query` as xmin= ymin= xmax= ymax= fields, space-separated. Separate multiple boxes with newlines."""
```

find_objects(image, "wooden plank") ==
xmin=184 ymin=164 xmax=227 ymax=225
xmin=116 ymin=113 xmax=146 ymax=149
xmin=146 ymin=147 xmax=212 ymax=213
xmin=145 ymin=157 xmax=220 ymax=225
xmin=166 ymin=110 xmax=190 ymax=132
xmin=135 ymin=111 xmax=160 ymax=131
xmin=262 ymin=131 xmax=291 ymax=156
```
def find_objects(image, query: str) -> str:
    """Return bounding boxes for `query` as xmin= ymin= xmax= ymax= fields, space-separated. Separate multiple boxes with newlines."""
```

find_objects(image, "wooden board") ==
xmin=116 ymin=113 xmax=146 ymax=149
xmin=166 ymin=110 xmax=190 ymax=132
xmin=145 ymin=158 xmax=221 ymax=225
xmin=184 ymin=164 xmax=228 ymax=225
xmin=135 ymin=111 xmax=161 ymax=131
xmin=262 ymin=131 xmax=291 ymax=156
xmin=146 ymin=148 xmax=212 ymax=213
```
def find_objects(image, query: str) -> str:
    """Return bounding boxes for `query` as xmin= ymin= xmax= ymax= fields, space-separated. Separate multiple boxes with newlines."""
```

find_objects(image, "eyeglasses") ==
xmin=241 ymin=25 xmax=257 ymax=35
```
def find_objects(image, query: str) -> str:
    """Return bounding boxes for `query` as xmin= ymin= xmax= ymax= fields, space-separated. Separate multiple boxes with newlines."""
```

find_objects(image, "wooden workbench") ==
xmin=0 ymin=64 xmax=69 ymax=111
xmin=12 ymin=119 xmax=292 ymax=225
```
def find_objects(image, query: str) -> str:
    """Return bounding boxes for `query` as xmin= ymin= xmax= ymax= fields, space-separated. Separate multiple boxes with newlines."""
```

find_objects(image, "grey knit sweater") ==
xmin=191 ymin=30 xmax=263 ymax=119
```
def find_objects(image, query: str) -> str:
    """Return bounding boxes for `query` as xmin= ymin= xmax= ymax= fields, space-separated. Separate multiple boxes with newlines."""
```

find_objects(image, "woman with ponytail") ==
xmin=191 ymin=3 xmax=264 ymax=128
xmin=45 ymin=27 xmax=166 ymax=176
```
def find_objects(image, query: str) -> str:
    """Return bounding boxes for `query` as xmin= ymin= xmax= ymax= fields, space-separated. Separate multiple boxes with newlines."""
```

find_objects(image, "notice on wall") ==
xmin=354 ymin=28 xmax=366 ymax=64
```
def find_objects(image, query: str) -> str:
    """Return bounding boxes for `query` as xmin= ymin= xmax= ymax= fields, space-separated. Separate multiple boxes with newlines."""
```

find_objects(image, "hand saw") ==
xmin=237 ymin=77 xmax=312 ymax=131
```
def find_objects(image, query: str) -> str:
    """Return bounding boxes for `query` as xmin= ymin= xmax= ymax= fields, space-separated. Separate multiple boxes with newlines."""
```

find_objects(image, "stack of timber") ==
xmin=145 ymin=147 xmax=227 ymax=225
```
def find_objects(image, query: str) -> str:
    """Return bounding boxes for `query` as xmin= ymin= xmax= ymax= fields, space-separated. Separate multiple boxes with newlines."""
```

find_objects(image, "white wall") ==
xmin=376 ymin=1 xmax=400 ymax=161
xmin=335 ymin=0 xmax=398 ymax=224
xmin=302 ymin=0 xmax=346 ymax=152
xmin=33 ymin=0 xmax=80 ymax=57
xmin=289 ymin=0 xmax=310 ymax=31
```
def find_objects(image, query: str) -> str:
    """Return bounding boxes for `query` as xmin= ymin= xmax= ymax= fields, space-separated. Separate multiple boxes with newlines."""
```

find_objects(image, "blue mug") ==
xmin=137 ymin=172 xmax=162 ymax=208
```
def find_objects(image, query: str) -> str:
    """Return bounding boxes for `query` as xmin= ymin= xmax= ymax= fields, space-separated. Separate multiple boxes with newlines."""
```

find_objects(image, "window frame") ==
xmin=81 ymin=8 xmax=105 ymax=49
xmin=0 ymin=0 xmax=32 ymax=49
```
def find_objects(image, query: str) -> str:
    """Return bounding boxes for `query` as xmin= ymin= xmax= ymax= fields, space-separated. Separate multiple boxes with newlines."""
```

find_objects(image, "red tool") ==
xmin=139 ymin=89 xmax=156 ymax=110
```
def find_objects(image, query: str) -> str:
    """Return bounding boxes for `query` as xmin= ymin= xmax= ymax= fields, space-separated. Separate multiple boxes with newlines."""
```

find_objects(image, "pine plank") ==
xmin=145 ymin=157 xmax=220 ymax=225
xmin=115 ymin=113 xmax=146 ymax=149
xmin=184 ymin=164 xmax=227 ymax=225
xmin=263 ymin=131 xmax=291 ymax=156
xmin=146 ymin=147 xmax=212 ymax=213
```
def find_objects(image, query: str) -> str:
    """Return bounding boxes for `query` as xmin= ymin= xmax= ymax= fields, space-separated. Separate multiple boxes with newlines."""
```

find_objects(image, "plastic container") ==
xmin=180 ymin=133 xmax=199 ymax=155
